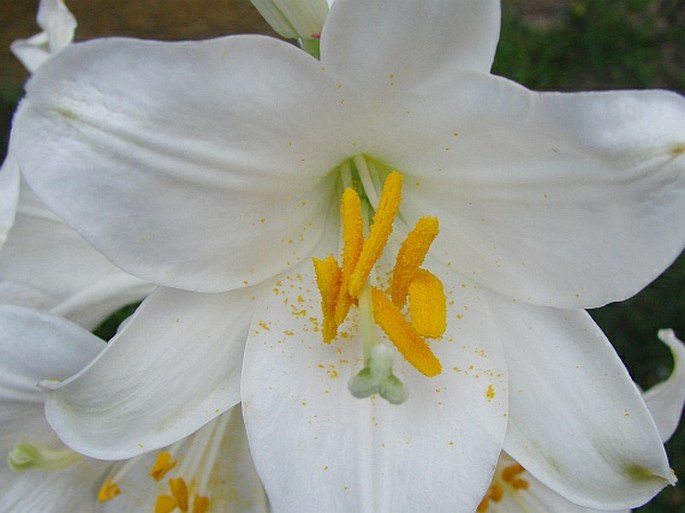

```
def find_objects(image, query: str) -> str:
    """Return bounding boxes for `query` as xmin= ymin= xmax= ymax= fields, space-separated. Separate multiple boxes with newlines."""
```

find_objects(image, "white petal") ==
xmin=44 ymin=285 xmax=265 ymax=459
xmin=381 ymin=73 xmax=685 ymax=308
xmin=643 ymin=329 xmax=685 ymax=442
xmin=489 ymin=295 xmax=673 ymax=509
xmin=242 ymin=255 xmax=507 ymax=512
xmin=321 ymin=0 xmax=500 ymax=101
xmin=13 ymin=35 xmax=366 ymax=292
xmin=0 ymin=182 xmax=152 ymax=329
xmin=0 ymin=304 xmax=104 ymax=451
xmin=0 ymin=155 xmax=20 ymax=248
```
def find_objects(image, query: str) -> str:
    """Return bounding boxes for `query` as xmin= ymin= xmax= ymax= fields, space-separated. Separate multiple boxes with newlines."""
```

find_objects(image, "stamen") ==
xmin=150 ymin=451 xmax=177 ymax=481
xmin=155 ymin=495 xmax=178 ymax=513
xmin=169 ymin=477 xmax=189 ymax=511
xmin=370 ymin=287 xmax=442 ymax=377
xmin=348 ymin=171 xmax=403 ymax=297
xmin=408 ymin=268 xmax=446 ymax=338
xmin=97 ymin=479 xmax=121 ymax=502
xmin=334 ymin=188 xmax=364 ymax=325
xmin=501 ymin=463 xmax=526 ymax=483
xmin=312 ymin=256 xmax=342 ymax=342
xmin=488 ymin=483 xmax=504 ymax=502
xmin=391 ymin=216 xmax=439 ymax=307
xmin=476 ymin=497 xmax=489 ymax=513
xmin=193 ymin=495 xmax=210 ymax=513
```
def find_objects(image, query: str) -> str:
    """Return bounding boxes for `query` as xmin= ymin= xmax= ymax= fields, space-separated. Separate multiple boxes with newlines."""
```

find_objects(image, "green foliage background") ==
xmin=0 ymin=0 xmax=683 ymax=510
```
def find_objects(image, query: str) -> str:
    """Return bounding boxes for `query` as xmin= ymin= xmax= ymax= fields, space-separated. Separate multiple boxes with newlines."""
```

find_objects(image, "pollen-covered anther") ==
xmin=155 ymin=495 xmax=178 ymax=513
xmin=371 ymin=287 xmax=442 ymax=377
xmin=312 ymin=256 xmax=342 ymax=342
xmin=408 ymin=268 xmax=446 ymax=338
xmin=334 ymin=187 xmax=364 ymax=325
xmin=348 ymin=171 xmax=403 ymax=297
xmin=97 ymin=478 xmax=121 ymax=502
xmin=193 ymin=495 xmax=210 ymax=513
xmin=169 ymin=477 xmax=189 ymax=511
xmin=391 ymin=216 xmax=439 ymax=308
xmin=150 ymin=451 xmax=177 ymax=481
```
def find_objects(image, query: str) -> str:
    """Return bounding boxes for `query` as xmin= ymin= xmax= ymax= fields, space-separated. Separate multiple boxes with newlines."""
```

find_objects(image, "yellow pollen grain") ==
xmin=97 ymin=478 xmax=121 ymax=502
xmin=370 ymin=287 xmax=442 ymax=377
xmin=348 ymin=172 xmax=403 ymax=297
xmin=486 ymin=384 xmax=496 ymax=400
xmin=193 ymin=495 xmax=210 ymax=513
xmin=169 ymin=477 xmax=189 ymax=511
xmin=407 ymin=268 xmax=446 ymax=338
xmin=334 ymin=188 xmax=364 ymax=325
xmin=150 ymin=451 xmax=177 ymax=481
xmin=155 ymin=495 xmax=178 ymax=513
xmin=313 ymin=256 xmax=342 ymax=342
xmin=391 ymin=216 xmax=439 ymax=308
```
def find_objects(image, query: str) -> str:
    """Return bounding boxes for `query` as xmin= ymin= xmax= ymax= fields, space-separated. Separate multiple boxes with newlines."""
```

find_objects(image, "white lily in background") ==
xmin=9 ymin=0 xmax=76 ymax=73
xmin=0 ymin=0 xmax=153 ymax=329
xmin=0 ymin=304 xmax=267 ymax=513
xmin=477 ymin=329 xmax=685 ymax=513
xmin=9 ymin=0 xmax=685 ymax=511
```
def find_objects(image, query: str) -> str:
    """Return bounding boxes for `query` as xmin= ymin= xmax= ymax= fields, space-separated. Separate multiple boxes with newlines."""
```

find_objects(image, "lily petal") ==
xmin=644 ymin=329 xmax=685 ymax=442
xmin=13 ymin=35 xmax=365 ymax=292
xmin=0 ymin=156 xmax=20 ymax=247
xmin=0 ymin=182 xmax=152 ymax=329
xmin=489 ymin=294 xmax=673 ymax=509
xmin=386 ymin=73 xmax=685 ymax=308
xmin=44 ymin=285 xmax=265 ymax=459
xmin=321 ymin=0 xmax=500 ymax=101
xmin=0 ymin=304 xmax=104 ymax=449
xmin=242 ymin=255 xmax=508 ymax=512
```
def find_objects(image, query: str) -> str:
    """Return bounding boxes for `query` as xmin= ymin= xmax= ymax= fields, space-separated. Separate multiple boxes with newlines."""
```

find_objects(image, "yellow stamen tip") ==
xmin=348 ymin=172 xmax=403 ymax=297
xmin=408 ymin=268 xmax=446 ymax=338
xmin=370 ymin=287 xmax=442 ymax=377
xmin=97 ymin=478 xmax=121 ymax=502
xmin=150 ymin=451 xmax=177 ymax=481
xmin=313 ymin=256 xmax=343 ymax=342
xmin=155 ymin=495 xmax=178 ymax=513
xmin=169 ymin=477 xmax=189 ymax=511
xmin=335 ymin=188 xmax=365 ymax=324
xmin=391 ymin=216 xmax=439 ymax=308
xmin=193 ymin=495 xmax=210 ymax=513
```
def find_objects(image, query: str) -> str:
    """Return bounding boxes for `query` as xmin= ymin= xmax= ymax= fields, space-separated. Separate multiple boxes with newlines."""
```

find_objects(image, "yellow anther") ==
xmin=334 ymin=188 xmax=364 ymax=325
xmin=97 ymin=478 xmax=120 ymax=502
xmin=150 ymin=451 xmax=177 ymax=481
xmin=476 ymin=497 xmax=489 ymax=513
xmin=169 ymin=477 xmax=189 ymax=511
xmin=502 ymin=463 xmax=526 ymax=483
xmin=192 ymin=495 xmax=210 ymax=513
xmin=348 ymin=172 xmax=403 ymax=297
xmin=391 ymin=216 xmax=439 ymax=307
xmin=407 ymin=268 xmax=446 ymax=338
xmin=155 ymin=495 xmax=177 ymax=513
xmin=512 ymin=478 xmax=530 ymax=490
xmin=488 ymin=483 xmax=505 ymax=502
xmin=370 ymin=287 xmax=442 ymax=377
xmin=313 ymin=256 xmax=342 ymax=342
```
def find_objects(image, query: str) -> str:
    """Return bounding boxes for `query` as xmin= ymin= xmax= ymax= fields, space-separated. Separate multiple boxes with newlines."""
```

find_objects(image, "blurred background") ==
xmin=0 ymin=0 xmax=683 ymax=510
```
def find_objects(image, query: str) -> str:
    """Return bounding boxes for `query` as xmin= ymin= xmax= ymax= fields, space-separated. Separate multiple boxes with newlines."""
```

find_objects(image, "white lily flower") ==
xmin=9 ymin=0 xmax=685 ymax=511
xmin=9 ymin=0 xmax=76 ymax=73
xmin=0 ymin=0 xmax=153 ymax=329
xmin=0 ymin=304 xmax=267 ymax=513
xmin=477 ymin=329 xmax=685 ymax=513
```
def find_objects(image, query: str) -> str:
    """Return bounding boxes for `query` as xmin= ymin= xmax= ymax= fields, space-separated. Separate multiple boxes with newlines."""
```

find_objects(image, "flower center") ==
xmin=97 ymin=412 xmax=234 ymax=513
xmin=312 ymin=156 xmax=446 ymax=404
xmin=477 ymin=456 xmax=531 ymax=512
